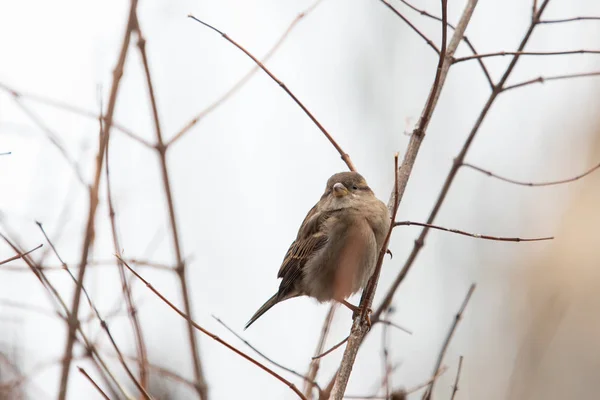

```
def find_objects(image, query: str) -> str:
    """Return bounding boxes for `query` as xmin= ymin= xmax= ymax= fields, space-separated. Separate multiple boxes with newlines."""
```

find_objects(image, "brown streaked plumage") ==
xmin=245 ymin=172 xmax=390 ymax=329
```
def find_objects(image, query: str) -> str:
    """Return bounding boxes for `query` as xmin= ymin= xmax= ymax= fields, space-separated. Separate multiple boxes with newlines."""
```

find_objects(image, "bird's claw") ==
xmin=386 ymin=249 xmax=393 ymax=259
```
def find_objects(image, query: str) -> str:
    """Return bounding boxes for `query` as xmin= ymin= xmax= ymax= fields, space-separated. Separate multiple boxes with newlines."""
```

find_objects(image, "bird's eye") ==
xmin=352 ymin=185 xmax=358 ymax=190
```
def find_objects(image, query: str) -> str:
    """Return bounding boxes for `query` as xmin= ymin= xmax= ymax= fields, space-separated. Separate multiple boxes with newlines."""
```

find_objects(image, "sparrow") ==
xmin=245 ymin=171 xmax=390 ymax=329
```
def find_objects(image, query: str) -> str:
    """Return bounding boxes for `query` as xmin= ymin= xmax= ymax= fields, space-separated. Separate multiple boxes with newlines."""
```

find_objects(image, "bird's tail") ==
xmin=244 ymin=293 xmax=279 ymax=330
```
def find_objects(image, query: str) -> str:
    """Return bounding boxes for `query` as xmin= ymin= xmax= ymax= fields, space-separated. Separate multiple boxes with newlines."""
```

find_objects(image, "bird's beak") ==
xmin=333 ymin=182 xmax=349 ymax=198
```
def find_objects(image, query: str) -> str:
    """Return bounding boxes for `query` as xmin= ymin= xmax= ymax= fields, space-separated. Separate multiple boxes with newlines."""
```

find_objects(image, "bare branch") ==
xmin=450 ymin=356 xmax=464 ymax=400
xmin=104 ymin=99 xmax=149 ymax=390
xmin=538 ymin=16 xmax=600 ymax=24
xmin=462 ymin=160 xmax=600 ymax=186
xmin=374 ymin=0 xmax=552 ymax=324
xmin=394 ymin=221 xmax=553 ymax=242
xmin=77 ymin=367 xmax=111 ymax=400
xmin=187 ymin=15 xmax=356 ymax=171
xmin=118 ymin=256 xmax=308 ymax=400
xmin=312 ymin=336 xmax=350 ymax=360
xmin=169 ymin=0 xmax=326 ymax=146
xmin=453 ymin=49 xmax=600 ymax=64
xmin=422 ymin=284 xmax=475 ymax=400
xmin=304 ymin=305 xmax=336 ymax=398
xmin=212 ymin=315 xmax=323 ymax=396
xmin=378 ymin=0 xmax=440 ymax=54
xmin=133 ymin=14 xmax=208 ymax=398
xmin=0 ymin=244 xmax=42 ymax=266
xmin=396 ymin=0 xmax=494 ymax=88
xmin=501 ymin=70 xmax=600 ymax=92
xmin=37 ymin=222 xmax=152 ymax=399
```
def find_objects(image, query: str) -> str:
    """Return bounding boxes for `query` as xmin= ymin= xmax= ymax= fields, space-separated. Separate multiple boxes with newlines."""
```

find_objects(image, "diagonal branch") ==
xmin=0 ymin=244 xmax=42 ymax=266
xmin=119 ymin=256 xmax=308 ymax=400
xmin=422 ymin=284 xmax=475 ymax=400
xmin=187 ymin=15 xmax=356 ymax=171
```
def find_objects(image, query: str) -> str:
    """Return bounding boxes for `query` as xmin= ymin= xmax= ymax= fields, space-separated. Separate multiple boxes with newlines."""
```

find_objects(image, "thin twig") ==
xmin=0 ymin=244 xmax=42 ymax=266
xmin=78 ymin=367 xmax=111 ymax=400
xmin=343 ymin=367 xmax=448 ymax=399
xmin=453 ymin=49 xmax=600 ymax=64
xmin=304 ymin=305 xmax=336 ymax=399
xmin=11 ymin=97 xmax=87 ymax=186
xmin=378 ymin=0 xmax=440 ymax=54
xmin=462 ymin=160 xmax=600 ymax=186
xmin=396 ymin=0 xmax=494 ymax=88
xmin=422 ymin=285 xmax=475 ymax=400
xmin=0 ymin=81 xmax=152 ymax=148
xmin=133 ymin=14 xmax=208 ymax=399
xmin=169 ymin=0 xmax=326 ymax=146
xmin=450 ymin=356 xmax=464 ymax=400
xmin=187 ymin=15 xmax=356 ymax=171
xmin=104 ymin=99 xmax=149 ymax=391
xmin=212 ymin=315 xmax=323 ymax=396
xmin=394 ymin=221 xmax=553 ymax=242
xmin=0 ymin=232 xmax=132 ymax=399
xmin=37 ymin=222 xmax=152 ymax=399
xmin=58 ymin=1 xmax=138 ymax=397
xmin=501 ymin=70 xmax=600 ymax=92
xmin=538 ymin=16 xmax=600 ymax=24
xmin=312 ymin=336 xmax=350 ymax=360
xmin=118 ymin=256 xmax=308 ymax=400
xmin=0 ymin=151 xmax=11 ymax=156
xmin=372 ymin=319 xmax=412 ymax=335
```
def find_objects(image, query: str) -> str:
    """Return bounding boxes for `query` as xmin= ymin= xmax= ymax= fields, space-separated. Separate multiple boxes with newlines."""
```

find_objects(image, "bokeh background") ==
xmin=1 ymin=0 xmax=600 ymax=399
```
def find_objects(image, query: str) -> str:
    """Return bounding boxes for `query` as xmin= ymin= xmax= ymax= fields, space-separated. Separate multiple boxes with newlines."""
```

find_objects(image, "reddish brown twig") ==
xmin=169 ymin=0 xmax=326 ymax=147
xmin=118 ymin=256 xmax=308 ymax=400
xmin=78 ymin=367 xmax=110 ymax=400
xmin=187 ymin=15 xmax=356 ymax=172
xmin=450 ymin=356 xmax=464 ymax=400
xmin=422 ymin=284 xmax=475 ymax=400
xmin=133 ymin=14 xmax=208 ymax=399
xmin=462 ymin=160 xmax=600 ymax=186
xmin=312 ymin=336 xmax=350 ymax=360
xmin=394 ymin=221 xmax=553 ymax=242
xmin=58 ymin=1 xmax=138 ymax=397
xmin=0 ymin=244 xmax=42 ymax=266
xmin=453 ymin=49 xmax=600 ymax=64
xmin=378 ymin=0 xmax=440 ymax=54
xmin=396 ymin=0 xmax=494 ymax=88
xmin=501 ymin=70 xmax=600 ymax=92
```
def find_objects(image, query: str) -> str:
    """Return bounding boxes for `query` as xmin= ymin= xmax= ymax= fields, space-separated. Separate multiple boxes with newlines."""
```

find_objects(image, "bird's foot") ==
xmin=340 ymin=300 xmax=372 ymax=328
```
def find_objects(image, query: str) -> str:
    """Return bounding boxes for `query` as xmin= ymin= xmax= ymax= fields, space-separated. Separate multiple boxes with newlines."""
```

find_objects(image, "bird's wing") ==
xmin=276 ymin=205 xmax=333 ymax=297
